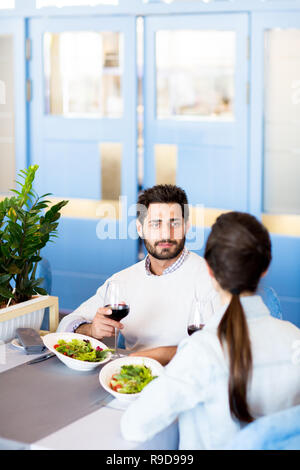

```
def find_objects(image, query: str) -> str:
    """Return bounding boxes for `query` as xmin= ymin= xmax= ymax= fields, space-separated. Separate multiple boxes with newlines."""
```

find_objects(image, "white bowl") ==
xmin=42 ymin=332 xmax=112 ymax=371
xmin=99 ymin=356 xmax=164 ymax=402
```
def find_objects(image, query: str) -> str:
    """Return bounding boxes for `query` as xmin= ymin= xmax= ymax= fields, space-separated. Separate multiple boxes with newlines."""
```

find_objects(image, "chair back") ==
xmin=226 ymin=404 xmax=300 ymax=450
xmin=257 ymin=286 xmax=282 ymax=320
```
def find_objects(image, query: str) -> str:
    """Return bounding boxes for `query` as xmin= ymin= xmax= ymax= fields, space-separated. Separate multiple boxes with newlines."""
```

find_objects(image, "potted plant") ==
xmin=0 ymin=165 xmax=68 ymax=343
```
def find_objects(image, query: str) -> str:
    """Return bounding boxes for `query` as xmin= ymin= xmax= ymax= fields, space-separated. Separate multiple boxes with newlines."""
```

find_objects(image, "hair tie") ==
xmin=230 ymin=288 xmax=240 ymax=295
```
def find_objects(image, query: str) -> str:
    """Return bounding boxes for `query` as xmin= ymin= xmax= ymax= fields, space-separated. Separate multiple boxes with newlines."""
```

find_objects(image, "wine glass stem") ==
xmin=114 ymin=327 xmax=119 ymax=358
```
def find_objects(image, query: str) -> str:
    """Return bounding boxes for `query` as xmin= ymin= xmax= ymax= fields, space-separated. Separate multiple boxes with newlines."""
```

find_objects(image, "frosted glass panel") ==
xmin=264 ymin=29 xmax=300 ymax=214
xmin=0 ymin=35 xmax=15 ymax=194
xmin=156 ymin=30 xmax=235 ymax=120
xmin=44 ymin=31 xmax=123 ymax=117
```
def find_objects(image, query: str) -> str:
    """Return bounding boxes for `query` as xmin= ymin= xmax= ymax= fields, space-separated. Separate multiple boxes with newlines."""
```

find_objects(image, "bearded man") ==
xmin=57 ymin=185 xmax=219 ymax=364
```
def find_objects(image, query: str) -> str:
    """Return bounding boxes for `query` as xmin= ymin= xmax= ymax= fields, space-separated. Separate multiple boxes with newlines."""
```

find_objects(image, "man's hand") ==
xmin=75 ymin=307 xmax=124 ymax=340
xmin=129 ymin=346 xmax=177 ymax=366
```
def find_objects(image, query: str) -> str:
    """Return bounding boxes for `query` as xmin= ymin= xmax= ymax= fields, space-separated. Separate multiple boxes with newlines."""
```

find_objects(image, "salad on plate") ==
xmin=54 ymin=338 xmax=113 ymax=362
xmin=110 ymin=364 xmax=157 ymax=394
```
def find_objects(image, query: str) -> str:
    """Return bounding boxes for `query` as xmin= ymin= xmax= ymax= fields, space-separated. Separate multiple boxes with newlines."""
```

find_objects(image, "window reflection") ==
xmin=156 ymin=30 xmax=235 ymax=120
xmin=44 ymin=31 xmax=123 ymax=117
xmin=264 ymin=29 xmax=300 ymax=215
xmin=0 ymin=35 xmax=15 ymax=194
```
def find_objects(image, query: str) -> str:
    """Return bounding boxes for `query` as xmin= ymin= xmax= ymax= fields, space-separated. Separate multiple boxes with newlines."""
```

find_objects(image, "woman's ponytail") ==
xmin=204 ymin=211 xmax=272 ymax=424
xmin=218 ymin=294 xmax=254 ymax=423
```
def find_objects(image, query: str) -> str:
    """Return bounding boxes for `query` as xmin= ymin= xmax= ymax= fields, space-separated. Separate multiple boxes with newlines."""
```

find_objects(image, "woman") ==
xmin=120 ymin=212 xmax=300 ymax=450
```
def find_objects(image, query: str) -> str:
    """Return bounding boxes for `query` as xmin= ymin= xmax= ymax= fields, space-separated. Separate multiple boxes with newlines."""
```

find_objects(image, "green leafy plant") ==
xmin=0 ymin=165 xmax=68 ymax=307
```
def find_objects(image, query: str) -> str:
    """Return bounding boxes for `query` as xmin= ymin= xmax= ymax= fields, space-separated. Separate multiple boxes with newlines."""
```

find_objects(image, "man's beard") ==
xmin=143 ymin=236 xmax=186 ymax=260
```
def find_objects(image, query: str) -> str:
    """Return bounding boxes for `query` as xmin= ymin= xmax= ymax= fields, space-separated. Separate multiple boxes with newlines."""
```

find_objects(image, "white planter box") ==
xmin=0 ymin=296 xmax=59 ymax=343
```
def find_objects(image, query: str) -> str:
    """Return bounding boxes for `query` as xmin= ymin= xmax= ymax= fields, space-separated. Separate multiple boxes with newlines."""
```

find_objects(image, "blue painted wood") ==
xmin=279 ymin=298 xmax=300 ymax=329
xmin=177 ymin=144 xmax=247 ymax=210
xmin=42 ymin=218 xmax=137 ymax=277
xmin=41 ymin=218 xmax=138 ymax=310
xmin=43 ymin=117 xmax=127 ymax=141
xmin=192 ymin=228 xmax=300 ymax=328
xmin=260 ymin=235 xmax=300 ymax=300
xmin=4 ymin=0 xmax=300 ymax=19
xmin=34 ymin=140 xmax=102 ymax=199
xmin=50 ymin=271 xmax=108 ymax=312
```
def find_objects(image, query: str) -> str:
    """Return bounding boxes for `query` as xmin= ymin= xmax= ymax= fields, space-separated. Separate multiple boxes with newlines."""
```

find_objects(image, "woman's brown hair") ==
xmin=204 ymin=212 xmax=272 ymax=423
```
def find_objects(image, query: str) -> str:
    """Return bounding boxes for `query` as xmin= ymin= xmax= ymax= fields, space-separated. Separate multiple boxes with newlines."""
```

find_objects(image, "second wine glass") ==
xmin=103 ymin=280 xmax=130 ymax=358
xmin=187 ymin=297 xmax=213 ymax=336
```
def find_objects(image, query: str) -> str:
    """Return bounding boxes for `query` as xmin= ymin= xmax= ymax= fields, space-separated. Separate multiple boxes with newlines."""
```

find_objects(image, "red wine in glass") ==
xmin=187 ymin=324 xmax=205 ymax=336
xmin=103 ymin=280 xmax=129 ymax=358
xmin=105 ymin=304 xmax=130 ymax=321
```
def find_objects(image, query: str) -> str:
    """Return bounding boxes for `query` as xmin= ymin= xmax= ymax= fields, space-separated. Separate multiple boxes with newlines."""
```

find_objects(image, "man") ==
xmin=57 ymin=185 xmax=220 ymax=364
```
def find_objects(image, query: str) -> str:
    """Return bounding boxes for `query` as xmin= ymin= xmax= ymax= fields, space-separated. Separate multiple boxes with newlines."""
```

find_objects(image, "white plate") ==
xmin=99 ymin=356 xmax=164 ymax=402
xmin=42 ymin=332 xmax=112 ymax=371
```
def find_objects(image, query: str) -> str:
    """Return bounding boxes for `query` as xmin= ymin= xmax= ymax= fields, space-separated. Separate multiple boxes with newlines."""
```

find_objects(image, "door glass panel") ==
xmin=156 ymin=30 xmax=235 ymax=120
xmin=264 ymin=29 xmax=300 ymax=214
xmin=44 ymin=31 xmax=123 ymax=117
xmin=0 ymin=35 xmax=15 ymax=194
xmin=99 ymin=142 xmax=122 ymax=200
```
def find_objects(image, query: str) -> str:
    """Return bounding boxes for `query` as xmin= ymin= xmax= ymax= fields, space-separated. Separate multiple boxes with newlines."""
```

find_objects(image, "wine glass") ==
xmin=187 ymin=297 xmax=213 ymax=336
xmin=103 ymin=280 xmax=130 ymax=359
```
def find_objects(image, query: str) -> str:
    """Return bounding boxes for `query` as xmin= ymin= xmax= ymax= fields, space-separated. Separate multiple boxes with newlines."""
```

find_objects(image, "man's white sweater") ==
xmin=57 ymin=252 xmax=220 ymax=352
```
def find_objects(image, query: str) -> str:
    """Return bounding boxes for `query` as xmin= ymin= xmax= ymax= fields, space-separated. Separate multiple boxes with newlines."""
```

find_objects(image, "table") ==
xmin=0 ymin=342 xmax=179 ymax=450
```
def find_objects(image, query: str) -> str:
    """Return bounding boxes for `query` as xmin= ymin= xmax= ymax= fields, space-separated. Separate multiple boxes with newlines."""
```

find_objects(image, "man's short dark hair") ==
xmin=137 ymin=184 xmax=189 ymax=224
